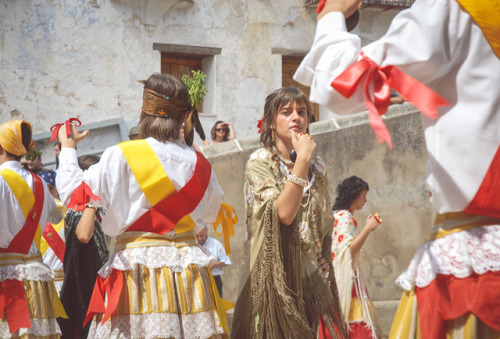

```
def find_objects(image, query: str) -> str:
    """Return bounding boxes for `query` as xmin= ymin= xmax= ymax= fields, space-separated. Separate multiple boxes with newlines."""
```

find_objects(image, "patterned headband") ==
xmin=141 ymin=85 xmax=188 ymax=118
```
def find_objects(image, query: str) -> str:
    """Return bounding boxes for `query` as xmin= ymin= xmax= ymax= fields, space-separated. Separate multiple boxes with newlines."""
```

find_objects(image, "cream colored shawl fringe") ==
xmin=231 ymin=200 xmax=347 ymax=338
xmin=334 ymin=249 xmax=381 ymax=338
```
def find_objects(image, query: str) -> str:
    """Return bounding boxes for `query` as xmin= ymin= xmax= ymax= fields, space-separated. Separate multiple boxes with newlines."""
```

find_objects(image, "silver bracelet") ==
xmin=287 ymin=174 xmax=307 ymax=187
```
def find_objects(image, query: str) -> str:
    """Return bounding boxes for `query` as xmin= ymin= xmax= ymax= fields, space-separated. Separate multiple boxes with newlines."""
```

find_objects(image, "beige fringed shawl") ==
xmin=231 ymin=148 xmax=346 ymax=339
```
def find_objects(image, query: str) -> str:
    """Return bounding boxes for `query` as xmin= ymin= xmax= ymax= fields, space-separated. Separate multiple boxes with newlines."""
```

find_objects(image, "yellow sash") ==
xmin=457 ymin=0 xmax=500 ymax=58
xmin=0 ymin=169 xmax=42 ymax=251
xmin=0 ymin=174 xmax=67 ymax=319
xmin=213 ymin=203 xmax=238 ymax=255
xmin=118 ymin=140 xmax=196 ymax=234
xmin=430 ymin=211 xmax=500 ymax=240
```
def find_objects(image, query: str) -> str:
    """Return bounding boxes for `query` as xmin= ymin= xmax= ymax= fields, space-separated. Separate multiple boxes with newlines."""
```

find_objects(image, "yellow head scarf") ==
xmin=0 ymin=120 xmax=34 ymax=156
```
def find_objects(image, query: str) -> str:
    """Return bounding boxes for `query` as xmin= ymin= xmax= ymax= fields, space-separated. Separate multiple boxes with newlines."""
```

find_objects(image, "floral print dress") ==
xmin=332 ymin=210 xmax=381 ymax=339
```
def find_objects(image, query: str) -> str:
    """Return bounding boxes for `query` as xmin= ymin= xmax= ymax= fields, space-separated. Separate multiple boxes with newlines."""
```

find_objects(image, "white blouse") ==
xmin=0 ymin=161 xmax=61 ymax=254
xmin=57 ymin=137 xmax=224 ymax=236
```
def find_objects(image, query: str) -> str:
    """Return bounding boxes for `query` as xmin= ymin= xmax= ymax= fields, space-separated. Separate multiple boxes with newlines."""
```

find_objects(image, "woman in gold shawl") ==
xmin=231 ymin=87 xmax=346 ymax=339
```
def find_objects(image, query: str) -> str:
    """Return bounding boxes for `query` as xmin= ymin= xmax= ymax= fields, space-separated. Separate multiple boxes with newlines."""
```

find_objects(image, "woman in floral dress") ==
xmin=331 ymin=176 xmax=382 ymax=338
xmin=231 ymin=87 xmax=346 ymax=339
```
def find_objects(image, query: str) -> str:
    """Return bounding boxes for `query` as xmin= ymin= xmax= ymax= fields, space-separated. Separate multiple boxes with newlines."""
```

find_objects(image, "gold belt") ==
xmin=115 ymin=231 xmax=198 ymax=252
xmin=0 ymin=253 xmax=43 ymax=267
xmin=431 ymin=212 xmax=500 ymax=240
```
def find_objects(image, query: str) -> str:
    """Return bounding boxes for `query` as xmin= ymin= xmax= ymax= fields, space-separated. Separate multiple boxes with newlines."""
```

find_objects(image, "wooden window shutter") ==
xmin=282 ymin=56 xmax=320 ymax=122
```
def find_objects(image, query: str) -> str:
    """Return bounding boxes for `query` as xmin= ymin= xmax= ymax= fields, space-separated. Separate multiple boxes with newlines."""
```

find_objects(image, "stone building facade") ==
xmin=1 ymin=0 xmax=402 ymax=150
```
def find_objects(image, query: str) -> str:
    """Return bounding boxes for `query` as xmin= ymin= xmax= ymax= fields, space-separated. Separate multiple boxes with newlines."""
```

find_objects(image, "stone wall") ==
xmin=203 ymin=102 xmax=432 ymax=336
xmin=1 ymin=0 xmax=400 ymax=143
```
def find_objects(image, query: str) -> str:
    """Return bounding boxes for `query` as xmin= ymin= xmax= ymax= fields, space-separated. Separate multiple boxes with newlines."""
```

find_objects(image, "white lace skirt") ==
xmin=396 ymin=224 xmax=500 ymax=290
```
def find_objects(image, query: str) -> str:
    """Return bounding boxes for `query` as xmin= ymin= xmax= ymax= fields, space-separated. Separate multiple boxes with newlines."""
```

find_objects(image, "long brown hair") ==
xmin=260 ymin=87 xmax=311 ymax=150
xmin=138 ymin=73 xmax=189 ymax=142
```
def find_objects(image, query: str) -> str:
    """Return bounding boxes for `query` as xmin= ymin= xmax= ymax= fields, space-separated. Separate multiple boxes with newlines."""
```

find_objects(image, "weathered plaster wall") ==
xmin=0 ymin=0 xmax=401 ymax=143
xmin=203 ymin=102 xmax=431 ymax=335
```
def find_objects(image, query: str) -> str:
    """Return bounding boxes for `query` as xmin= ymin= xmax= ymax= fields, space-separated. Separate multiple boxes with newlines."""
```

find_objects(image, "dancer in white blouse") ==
xmin=295 ymin=0 xmax=500 ymax=337
xmin=0 ymin=120 xmax=63 ymax=338
xmin=56 ymin=73 xmax=230 ymax=338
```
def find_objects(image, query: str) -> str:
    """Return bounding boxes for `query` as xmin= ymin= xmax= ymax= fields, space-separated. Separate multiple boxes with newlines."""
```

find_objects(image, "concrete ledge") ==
xmin=373 ymin=300 xmax=401 ymax=338
xmin=32 ymin=118 xmax=129 ymax=168
xmin=202 ymin=102 xmax=420 ymax=158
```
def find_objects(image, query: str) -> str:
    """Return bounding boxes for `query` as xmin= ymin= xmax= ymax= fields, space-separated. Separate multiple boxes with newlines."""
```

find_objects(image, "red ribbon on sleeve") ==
xmin=50 ymin=118 xmax=82 ymax=142
xmin=316 ymin=0 xmax=326 ymax=14
xmin=331 ymin=54 xmax=449 ymax=149
xmin=67 ymin=182 xmax=101 ymax=212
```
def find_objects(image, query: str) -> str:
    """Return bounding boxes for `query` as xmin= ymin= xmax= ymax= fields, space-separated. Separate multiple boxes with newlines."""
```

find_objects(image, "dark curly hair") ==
xmin=210 ymin=121 xmax=230 ymax=142
xmin=332 ymin=176 xmax=369 ymax=211
xmin=260 ymin=87 xmax=311 ymax=150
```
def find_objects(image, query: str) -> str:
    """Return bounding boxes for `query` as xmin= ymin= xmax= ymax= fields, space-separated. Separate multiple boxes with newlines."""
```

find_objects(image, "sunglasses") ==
xmin=216 ymin=128 xmax=228 ymax=132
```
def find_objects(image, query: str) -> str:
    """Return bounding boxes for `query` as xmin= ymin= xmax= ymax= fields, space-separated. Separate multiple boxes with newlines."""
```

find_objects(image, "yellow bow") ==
xmin=213 ymin=203 xmax=238 ymax=255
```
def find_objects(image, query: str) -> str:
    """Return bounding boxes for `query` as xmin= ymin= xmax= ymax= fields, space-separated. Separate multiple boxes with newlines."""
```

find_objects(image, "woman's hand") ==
xmin=349 ymin=214 xmax=382 ymax=257
xmin=365 ymin=214 xmax=381 ymax=232
xmin=276 ymin=130 xmax=316 ymax=225
xmin=58 ymin=122 xmax=89 ymax=149
xmin=290 ymin=130 xmax=316 ymax=164
xmin=318 ymin=0 xmax=362 ymax=21
xmin=318 ymin=256 xmax=329 ymax=274
xmin=224 ymin=122 xmax=236 ymax=141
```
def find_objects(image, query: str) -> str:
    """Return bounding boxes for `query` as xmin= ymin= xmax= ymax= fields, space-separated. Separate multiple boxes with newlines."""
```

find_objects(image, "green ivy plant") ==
xmin=26 ymin=149 xmax=42 ymax=161
xmin=182 ymin=70 xmax=208 ymax=108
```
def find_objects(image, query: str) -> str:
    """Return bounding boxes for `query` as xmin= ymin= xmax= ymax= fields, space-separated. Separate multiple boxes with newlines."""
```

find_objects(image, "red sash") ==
xmin=0 ymin=172 xmax=44 ymax=254
xmin=0 ymin=172 xmax=44 ymax=333
xmin=464 ymin=144 xmax=500 ymax=218
xmin=42 ymin=223 xmax=65 ymax=263
xmin=84 ymin=149 xmax=212 ymax=326
xmin=126 ymin=150 xmax=212 ymax=234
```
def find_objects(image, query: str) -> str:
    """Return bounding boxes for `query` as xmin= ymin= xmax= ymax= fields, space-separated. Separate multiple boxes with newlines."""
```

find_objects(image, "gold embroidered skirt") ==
xmin=87 ymin=232 xmax=228 ymax=339
xmin=0 ymin=253 xmax=62 ymax=338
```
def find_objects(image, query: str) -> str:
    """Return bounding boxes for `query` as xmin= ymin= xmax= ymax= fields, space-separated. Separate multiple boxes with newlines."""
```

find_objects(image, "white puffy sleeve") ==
xmin=294 ymin=0 xmax=461 ymax=114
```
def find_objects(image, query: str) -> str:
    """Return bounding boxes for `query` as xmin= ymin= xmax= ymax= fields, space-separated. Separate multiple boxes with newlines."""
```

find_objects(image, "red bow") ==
xmin=331 ymin=54 xmax=449 ymax=149
xmin=67 ymin=182 xmax=101 ymax=211
xmin=316 ymin=0 xmax=326 ymax=14
xmin=0 ymin=280 xmax=31 ymax=333
xmin=50 ymin=118 xmax=82 ymax=142
xmin=257 ymin=118 xmax=263 ymax=133
xmin=84 ymin=269 xmax=123 ymax=326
